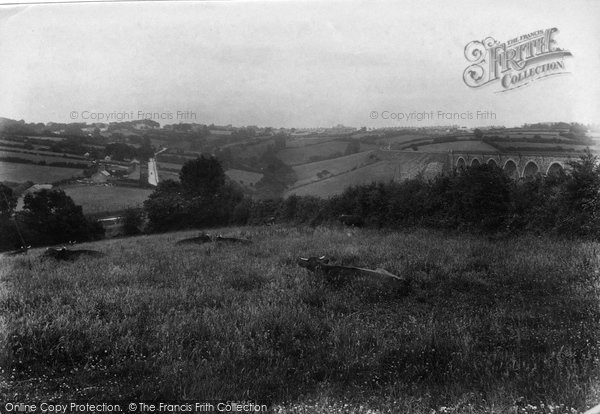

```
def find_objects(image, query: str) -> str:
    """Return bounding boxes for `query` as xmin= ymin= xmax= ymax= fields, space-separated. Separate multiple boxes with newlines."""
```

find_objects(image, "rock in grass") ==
xmin=214 ymin=235 xmax=252 ymax=245
xmin=42 ymin=247 xmax=105 ymax=261
xmin=5 ymin=246 xmax=31 ymax=256
xmin=175 ymin=233 xmax=212 ymax=245
xmin=297 ymin=255 xmax=405 ymax=282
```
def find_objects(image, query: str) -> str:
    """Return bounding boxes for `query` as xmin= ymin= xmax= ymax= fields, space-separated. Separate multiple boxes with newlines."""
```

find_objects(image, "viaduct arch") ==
xmin=450 ymin=151 xmax=574 ymax=179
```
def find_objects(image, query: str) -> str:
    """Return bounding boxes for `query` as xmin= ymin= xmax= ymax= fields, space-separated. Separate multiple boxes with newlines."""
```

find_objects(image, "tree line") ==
xmin=144 ymin=151 xmax=600 ymax=238
xmin=3 ymin=151 xmax=600 ymax=252
xmin=0 ymin=186 xmax=104 ymax=252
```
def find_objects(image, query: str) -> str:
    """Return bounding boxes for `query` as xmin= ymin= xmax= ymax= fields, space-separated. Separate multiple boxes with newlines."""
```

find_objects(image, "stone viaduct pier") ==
xmin=449 ymin=150 xmax=579 ymax=179
xmin=374 ymin=149 xmax=585 ymax=180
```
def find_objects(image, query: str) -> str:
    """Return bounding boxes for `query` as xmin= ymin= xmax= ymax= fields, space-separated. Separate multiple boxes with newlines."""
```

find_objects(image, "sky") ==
xmin=0 ymin=0 xmax=598 ymax=128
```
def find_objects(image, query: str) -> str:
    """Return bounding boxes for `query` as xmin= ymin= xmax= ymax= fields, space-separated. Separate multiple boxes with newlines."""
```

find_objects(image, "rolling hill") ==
xmin=285 ymin=151 xmax=448 ymax=197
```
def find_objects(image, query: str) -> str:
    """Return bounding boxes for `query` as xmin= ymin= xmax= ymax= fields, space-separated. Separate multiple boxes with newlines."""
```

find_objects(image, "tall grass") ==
xmin=1 ymin=226 xmax=600 ymax=413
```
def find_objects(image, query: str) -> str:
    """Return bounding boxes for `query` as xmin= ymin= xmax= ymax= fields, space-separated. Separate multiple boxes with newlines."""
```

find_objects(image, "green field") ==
xmin=286 ymin=136 xmax=338 ymax=148
xmin=372 ymin=134 xmax=431 ymax=146
xmin=286 ymin=152 xmax=445 ymax=198
xmin=157 ymin=161 xmax=184 ymax=172
xmin=286 ymin=161 xmax=394 ymax=197
xmin=492 ymin=142 xmax=593 ymax=151
xmin=225 ymin=169 xmax=264 ymax=186
xmin=0 ymin=161 xmax=84 ymax=183
xmin=0 ymin=150 xmax=90 ymax=167
xmin=276 ymin=141 xmax=355 ymax=165
xmin=416 ymin=141 xmax=498 ymax=152
xmin=61 ymin=184 xmax=153 ymax=214
xmin=2 ymin=226 xmax=600 ymax=413
xmin=291 ymin=150 xmax=378 ymax=186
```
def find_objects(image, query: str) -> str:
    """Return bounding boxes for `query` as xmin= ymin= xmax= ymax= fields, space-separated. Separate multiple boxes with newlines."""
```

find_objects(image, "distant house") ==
xmin=128 ymin=158 xmax=140 ymax=172
xmin=91 ymin=170 xmax=110 ymax=183
xmin=97 ymin=216 xmax=124 ymax=238
xmin=132 ymin=120 xmax=159 ymax=130
xmin=209 ymin=129 xmax=233 ymax=136
xmin=126 ymin=159 xmax=141 ymax=179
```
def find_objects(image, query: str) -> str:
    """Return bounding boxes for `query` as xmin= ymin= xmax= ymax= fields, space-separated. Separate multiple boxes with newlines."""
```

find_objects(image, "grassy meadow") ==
xmin=61 ymin=185 xmax=153 ymax=215
xmin=0 ymin=161 xmax=84 ymax=183
xmin=2 ymin=226 xmax=600 ymax=413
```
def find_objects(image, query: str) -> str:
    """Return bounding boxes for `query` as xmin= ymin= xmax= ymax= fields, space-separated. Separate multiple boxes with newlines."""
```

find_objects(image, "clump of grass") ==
xmin=1 ymin=227 xmax=600 ymax=413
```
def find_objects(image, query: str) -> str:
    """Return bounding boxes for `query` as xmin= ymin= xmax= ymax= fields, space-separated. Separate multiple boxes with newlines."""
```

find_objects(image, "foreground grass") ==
xmin=2 ymin=226 xmax=600 ymax=413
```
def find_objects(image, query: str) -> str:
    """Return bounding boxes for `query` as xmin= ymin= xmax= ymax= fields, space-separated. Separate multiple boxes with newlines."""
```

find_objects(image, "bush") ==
xmin=143 ymin=152 xmax=600 ymax=239
xmin=122 ymin=208 xmax=144 ymax=236
xmin=145 ymin=157 xmax=244 ymax=232
xmin=15 ymin=189 xmax=104 ymax=247
xmin=144 ymin=180 xmax=188 ymax=232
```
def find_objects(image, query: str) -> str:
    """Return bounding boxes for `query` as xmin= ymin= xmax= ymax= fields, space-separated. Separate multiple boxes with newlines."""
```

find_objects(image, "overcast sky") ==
xmin=0 ymin=0 xmax=598 ymax=128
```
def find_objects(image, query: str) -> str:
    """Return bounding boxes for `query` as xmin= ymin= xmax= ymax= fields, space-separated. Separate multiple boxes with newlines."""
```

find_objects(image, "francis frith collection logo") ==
xmin=463 ymin=28 xmax=572 ymax=92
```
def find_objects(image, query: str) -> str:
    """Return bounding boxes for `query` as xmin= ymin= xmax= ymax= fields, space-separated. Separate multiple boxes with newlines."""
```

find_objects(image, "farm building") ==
xmin=126 ymin=160 xmax=141 ymax=181
xmin=90 ymin=170 xmax=110 ymax=183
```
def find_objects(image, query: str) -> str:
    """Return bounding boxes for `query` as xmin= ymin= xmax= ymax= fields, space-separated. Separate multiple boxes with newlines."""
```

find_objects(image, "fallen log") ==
xmin=42 ymin=247 xmax=105 ymax=261
xmin=175 ymin=233 xmax=252 ymax=246
xmin=215 ymin=235 xmax=252 ymax=245
xmin=5 ymin=245 xmax=31 ymax=256
xmin=297 ymin=256 xmax=405 ymax=282
xmin=175 ymin=233 xmax=212 ymax=245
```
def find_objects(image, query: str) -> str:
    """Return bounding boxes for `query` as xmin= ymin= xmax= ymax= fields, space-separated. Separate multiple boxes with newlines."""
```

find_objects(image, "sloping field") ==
xmin=0 ymin=161 xmax=83 ymax=183
xmin=276 ymin=141 xmax=352 ymax=165
xmin=0 ymin=149 xmax=89 ymax=164
xmin=493 ymin=141 xmax=591 ymax=150
xmin=286 ymin=152 xmax=446 ymax=197
xmin=0 ymin=145 xmax=87 ymax=159
xmin=25 ymin=135 xmax=67 ymax=142
xmin=229 ymin=140 xmax=274 ymax=160
xmin=61 ymin=184 xmax=152 ymax=214
xmin=286 ymin=161 xmax=394 ymax=197
xmin=2 ymin=227 xmax=599 ymax=412
xmin=375 ymin=134 xmax=430 ymax=145
xmin=225 ymin=169 xmax=264 ymax=185
xmin=416 ymin=141 xmax=498 ymax=152
xmin=291 ymin=150 xmax=378 ymax=186
xmin=286 ymin=136 xmax=337 ymax=148
xmin=491 ymin=130 xmax=563 ymax=137
xmin=157 ymin=161 xmax=183 ymax=172
xmin=157 ymin=171 xmax=180 ymax=182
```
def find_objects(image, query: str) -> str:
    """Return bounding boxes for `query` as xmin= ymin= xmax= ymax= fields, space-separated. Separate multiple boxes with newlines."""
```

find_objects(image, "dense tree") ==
xmin=143 ymin=180 xmax=187 ymax=232
xmin=105 ymin=143 xmax=138 ymax=161
xmin=179 ymin=156 xmax=225 ymax=198
xmin=447 ymin=164 xmax=512 ymax=231
xmin=0 ymin=184 xmax=16 ymax=217
xmin=122 ymin=207 xmax=144 ymax=236
xmin=0 ymin=184 xmax=20 ymax=251
xmin=555 ymin=150 xmax=600 ymax=236
xmin=17 ymin=189 xmax=104 ymax=246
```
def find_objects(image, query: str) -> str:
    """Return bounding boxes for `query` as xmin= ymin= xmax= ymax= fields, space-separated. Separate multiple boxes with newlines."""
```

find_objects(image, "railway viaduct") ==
xmin=374 ymin=149 xmax=585 ymax=180
xmin=449 ymin=150 xmax=579 ymax=179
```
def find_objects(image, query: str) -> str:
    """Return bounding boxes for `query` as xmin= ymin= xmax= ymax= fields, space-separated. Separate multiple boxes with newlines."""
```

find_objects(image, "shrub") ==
xmin=122 ymin=208 xmax=144 ymax=236
xmin=16 ymin=189 xmax=104 ymax=247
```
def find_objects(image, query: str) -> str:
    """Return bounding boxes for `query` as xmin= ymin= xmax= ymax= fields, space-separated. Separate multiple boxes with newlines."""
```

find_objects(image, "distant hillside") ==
xmin=285 ymin=151 xmax=448 ymax=197
xmin=415 ymin=141 xmax=498 ymax=152
xmin=291 ymin=150 xmax=379 ymax=188
xmin=276 ymin=141 xmax=358 ymax=165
